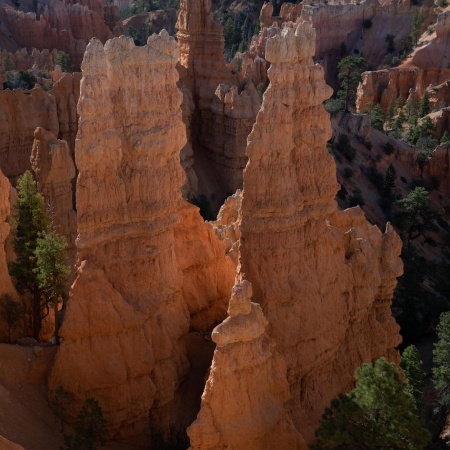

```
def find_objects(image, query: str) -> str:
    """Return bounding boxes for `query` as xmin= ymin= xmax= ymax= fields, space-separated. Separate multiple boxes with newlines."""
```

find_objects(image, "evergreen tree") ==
xmin=396 ymin=96 xmax=404 ymax=110
xmin=52 ymin=385 xmax=72 ymax=432
xmin=34 ymin=219 xmax=70 ymax=345
xmin=393 ymin=109 xmax=407 ymax=132
xmin=440 ymin=130 xmax=450 ymax=144
xmin=395 ymin=187 xmax=440 ymax=246
xmin=370 ymin=103 xmax=384 ymax=131
xmin=386 ymin=96 xmax=396 ymax=129
xmin=408 ymin=116 xmax=435 ymax=145
xmin=62 ymin=398 xmax=106 ymax=450
xmin=416 ymin=150 xmax=430 ymax=180
xmin=410 ymin=11 xmax=424 ymax=46
xmin=418 ymin=91 xmax=431 ymax=118
xmin=382 ymin=163 xmax=397 ymax=199
xmin=337 ymin=56 xmax=366 ymax=112
xmin=313 ymin=358 xmax=430 ymax=449
xmin=55 ymin=51 xmax=72 ymax=73
xmin=9 ymin=171 xmax=48 ymax=340
xmin=404 ymin=97 xmax=417 ymax=121
xmin=401 ymin=345 xmax=426 ymax=410
xmin=433 ymin=312 xmax=450 ymax=406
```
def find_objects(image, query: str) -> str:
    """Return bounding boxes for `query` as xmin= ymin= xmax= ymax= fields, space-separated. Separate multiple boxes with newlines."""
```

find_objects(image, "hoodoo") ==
xmin=48 ymin=32 xmax=190 ymax=438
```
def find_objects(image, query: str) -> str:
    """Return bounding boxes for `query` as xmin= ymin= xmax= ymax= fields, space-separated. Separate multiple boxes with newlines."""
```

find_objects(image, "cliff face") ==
xmin=237 ymin=23 xmax=403 ymax=443
xmin=356 ymin=67 xmax=450 ymax=113
xmin=188 ymin=280 xmax=306 ymax=450
xmin=0 ymin=72 xmax=80 ymax=183
xmin=176 ymin=0 xmax=257 ymax=202
xmin=0 ymin=0 xmax=123 ymax=70
xmin=0 ymin=168 xmax=16 ymax=300
xmin=0 ymin=87 xmax=59 ymax=182
xmin=48 ymin=33 xmax=190 ymax=438
xmin=30 ymin=127 xmax=77 ymax=282
xmin=409 ymin=10 xmax=450 ymax=70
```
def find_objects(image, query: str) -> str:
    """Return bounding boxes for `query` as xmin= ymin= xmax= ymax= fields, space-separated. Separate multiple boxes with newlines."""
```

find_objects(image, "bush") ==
xmin=363 ymin=18 xmax=373 ymax=29
xmin=337 ymin=185 xmax=348 ymax=200
xmin=336 ymin=134 xmax=357 ymax=162
xmin=324 ymin=98 xmax=344 ymax=115
xmin=343 ymin=168 xmax=354 ymax=178
xmin=6 ymin=70 xmax=36 ymax=90
xmin=55 ymin=51 xmax=72 ymax=72
xmin=383 ymin=142 xmax=395 ymax=155
xmin=348 ymin=188 xmax=364 ymax=207
xmin=364 ymin=166 xmax=384 ymax=192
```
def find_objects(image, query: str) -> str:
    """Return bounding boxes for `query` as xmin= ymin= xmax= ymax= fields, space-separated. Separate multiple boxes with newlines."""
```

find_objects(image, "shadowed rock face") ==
xmin=188 ymin=280 xmax=307 ymax=450
xmin=176 ymin=0 xmax=258 ymax=203
xmin=238 ymin=22 xmax=403 ymax=444
xmin=48 ymin=32 xmax=191 ymax=438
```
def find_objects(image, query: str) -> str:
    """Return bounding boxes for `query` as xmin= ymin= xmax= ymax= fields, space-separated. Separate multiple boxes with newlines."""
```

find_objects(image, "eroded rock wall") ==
xmin=0 ymin=0 xmax=123 ymax=70
xmin=237 ymin=23 xmax=403 ymax=443
xmin=188 ymin=280 xmax=306 ymax=450
xmin=30 ymin=127 xmax=77 ymax=281
xmin=48 ymin=33 xmax=190 ymax=438
xmin=176 ymin=0 xmax=257 ymax=201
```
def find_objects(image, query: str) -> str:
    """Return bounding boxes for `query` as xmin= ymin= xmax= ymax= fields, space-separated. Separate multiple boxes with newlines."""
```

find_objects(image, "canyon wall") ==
xmin=193 ymin=23 xmax=403 ymax=445
xmin=356 ymin=67 xmax=450 ymax=113
xmin=176 ymin=0 xmax=257 ymax=201
xmin=0 ymin=73 xmax=80 ymax=182
xmin=0 ymin=0 xmax=123 ymax=70
xmin=0 ymin=168 xmax=16 ymax=300
xmin=48 ymin=30 xmax=235 ymax=439
xmin=30 ymin=127 xmax=77 ymax=281
xmin=48 ymin=32 xmax=190 ymax=438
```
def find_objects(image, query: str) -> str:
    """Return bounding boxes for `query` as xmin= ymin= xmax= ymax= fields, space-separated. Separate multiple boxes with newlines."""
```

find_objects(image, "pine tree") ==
xmin=62 ymin=398 xmax=107 ymax=450
xmin=396 ymin=187 xmax=440 ymax=246
xmin=34 ymin=219 xmax=70 ymax=345
xmin=9 ymin=171 xmax=48 ymax=340
xmin=386 ymin=96 xmax=396 ymax=129
xmin=440 ymin=130 xmax=450 ymax=144
xmin=312 ymin=358 xmax=430 ymax=449
xmin=382 ymin=164 xmax=397 ymax=199
xmin=434 ymin=312 xmax=450 ymax=402
xmin=410 ymin=11 xmax=424 ymax=46
xmin=337 ymin=56 xmax=366 ymax=112
xmin=401 ymin=345 xmax=426 ymax=410
xmin=370 ymin=103 xmax=385 ymax=131
xmin=418 ymin=91 xmax=430 ymax=118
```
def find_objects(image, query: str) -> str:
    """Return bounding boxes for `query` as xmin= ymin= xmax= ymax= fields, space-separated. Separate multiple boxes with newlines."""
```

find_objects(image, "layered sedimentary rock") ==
xmin=0 ymin=0 xmax=123 ymax=70
xmin=0 ymin=169 xmax=16 ymax=300
xmin=259 ymin=1 xmax=274 ymax=28
xmin=188 ymin=280 xmax=306 ymax=450
xmin=280 ymin=2 xmax=303 ymax=23
xmin=1 ymin=48 xmax=58 ymax=71
xmin=409 ymin=10 xmax=450 ymax=70
xmin=236 ymin=23 xmax=403 ymax=443
xmin=0 ymin=87 xmax=59 ymax=181
xmin=50 ymin=72 xmax=82 ymax=155
xmin=205 ymin=83 xmax=260 ymax=193
xmin=30 ymin=127 xmax=77 ymax=279
xmin=48 ymin=33 xmax=190 ymax=438
xmin=356 ymin=67 xmax=450 ymax=113
xmin=0 ymin=74 xmax=80 ymax=181
xmin=174 ymin=202 xmax=235 ymax=331
xmin=177 ymin=0 xmax=256 ymax=200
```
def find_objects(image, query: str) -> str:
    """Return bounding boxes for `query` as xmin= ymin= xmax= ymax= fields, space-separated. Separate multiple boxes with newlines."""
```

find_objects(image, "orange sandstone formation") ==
xmin=0 ymin=87 xmax=59 ymax=181
xmin=259 ymin=1 xmax=274 ymax=28
xmin=0 ymin=0 xmax=123 ymax=70
xmin=0 ymin=169 xmax=16 ymax=300
xmin=30 ymin=127 xmax=77 ymax=279
xmin=356 ymin=67 xmax=450 ymax=113
xmin=176 ymin=0 xmax=257 ymax=200
xmin=0 ymin=73 xmax=80 ymax=182
xmin=188 ymin=280 xmax=306 ymax=450
xmin=1 ymin=48 xmax=58 ymax=71
xmin=237 ymin=22 xmax=403 ymax=443
xmin=48 ymin=32 xmax=190 ymax=438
